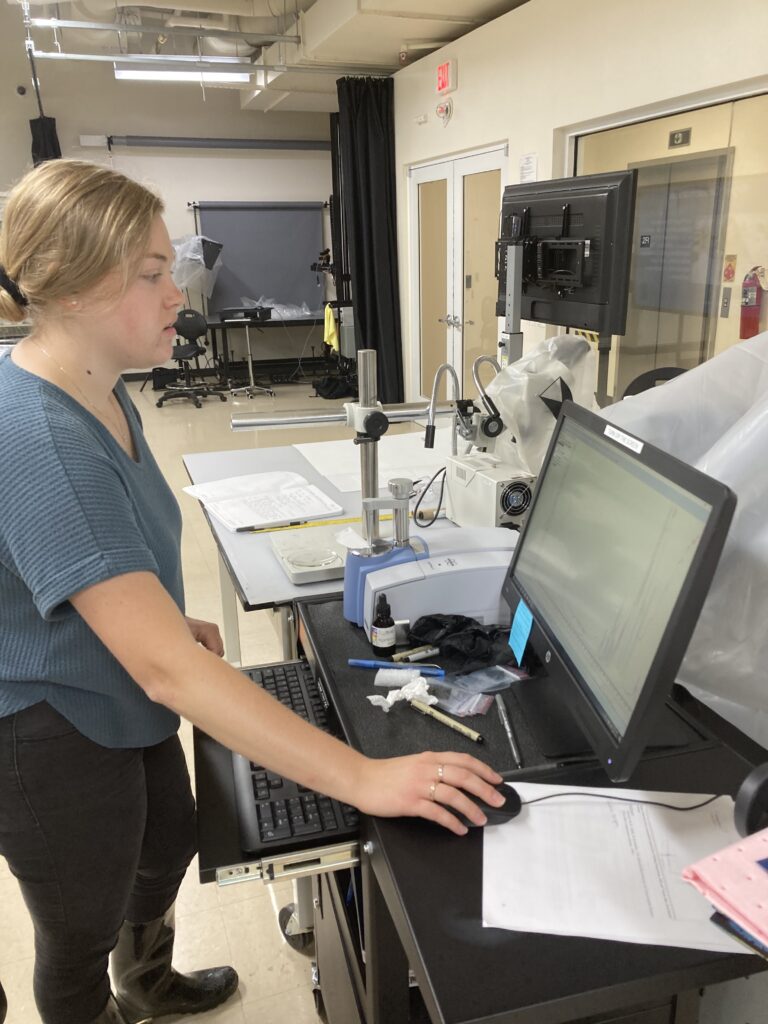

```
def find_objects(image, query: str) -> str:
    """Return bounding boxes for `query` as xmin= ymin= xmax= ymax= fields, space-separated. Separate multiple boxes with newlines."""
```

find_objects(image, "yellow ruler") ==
xmin=245 ymin=514 xmax=394 ymax=535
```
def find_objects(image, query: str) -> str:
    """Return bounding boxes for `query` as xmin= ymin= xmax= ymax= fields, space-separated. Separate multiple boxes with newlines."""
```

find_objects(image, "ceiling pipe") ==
xmin=27 ymin=17 xmax=300 ymax=44
xmin=32 ymin=48 xmax=392 ymax=76
xmin=84 ymin=0 xmax=298 ymax=17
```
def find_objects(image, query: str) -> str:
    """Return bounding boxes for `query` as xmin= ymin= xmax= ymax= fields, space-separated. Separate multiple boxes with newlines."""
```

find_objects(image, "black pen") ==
xmin=495 ymin=694 xmax=523 ymax=768
xmin=500 ymin=756 xmax=600 ymax=781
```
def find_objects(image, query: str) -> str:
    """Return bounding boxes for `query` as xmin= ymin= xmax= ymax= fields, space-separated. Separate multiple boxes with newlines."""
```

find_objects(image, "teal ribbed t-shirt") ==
xmin=0 ymin=355 xmax=183 ymax=748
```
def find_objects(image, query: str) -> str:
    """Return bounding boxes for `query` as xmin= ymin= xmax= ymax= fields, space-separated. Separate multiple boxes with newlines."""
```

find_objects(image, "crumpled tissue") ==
xmin=367 ymin=678 xmax=436 ymax=713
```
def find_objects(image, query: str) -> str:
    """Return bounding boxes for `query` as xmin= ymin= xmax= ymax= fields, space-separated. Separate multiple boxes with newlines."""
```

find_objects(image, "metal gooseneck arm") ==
xmin=472 ymin=354 xmax=501 ymax=394
xmin=424 ymin=362 xmax=461 ymax=455
xmin=472 ymin=354 xmax=504 ymax=422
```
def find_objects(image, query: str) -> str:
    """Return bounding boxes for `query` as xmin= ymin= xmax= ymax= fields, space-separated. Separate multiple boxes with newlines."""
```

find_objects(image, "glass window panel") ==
xmin=576 ymin=96 xmax=768 ymax=399
xmin=418 ymin=178 xmax=448 ymax=398
xmin=462 ymin=168 xmax=502 ymax=398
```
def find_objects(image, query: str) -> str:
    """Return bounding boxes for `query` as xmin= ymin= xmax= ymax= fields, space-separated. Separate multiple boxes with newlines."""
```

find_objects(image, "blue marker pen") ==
xmin=347 ymin=658 xmax=445 ymax=678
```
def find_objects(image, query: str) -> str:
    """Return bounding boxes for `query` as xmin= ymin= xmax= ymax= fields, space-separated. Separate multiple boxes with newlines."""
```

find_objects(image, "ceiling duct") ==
xmin=15 ymin=0 xmax=530 ymax=111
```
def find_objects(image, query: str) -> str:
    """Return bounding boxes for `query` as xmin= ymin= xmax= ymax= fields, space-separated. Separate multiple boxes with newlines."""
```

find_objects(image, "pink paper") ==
xmin=683 ymin=827 xmax=768 ymax=948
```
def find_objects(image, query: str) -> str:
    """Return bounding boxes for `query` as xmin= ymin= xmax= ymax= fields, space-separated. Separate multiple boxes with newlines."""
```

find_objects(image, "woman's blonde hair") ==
xmin=0 ymin=159 xmax=164 ymax=324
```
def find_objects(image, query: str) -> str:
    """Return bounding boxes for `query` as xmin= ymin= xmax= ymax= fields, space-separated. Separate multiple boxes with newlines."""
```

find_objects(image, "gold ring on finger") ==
xmin=429 ymin=782 xmax=437 ymax=801
xmin=437 ymin=764 xmax=444 ymax=781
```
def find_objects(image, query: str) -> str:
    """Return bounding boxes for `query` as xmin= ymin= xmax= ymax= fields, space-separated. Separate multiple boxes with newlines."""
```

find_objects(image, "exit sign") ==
xmin=437 ymin=59 xmax=457 ymax=95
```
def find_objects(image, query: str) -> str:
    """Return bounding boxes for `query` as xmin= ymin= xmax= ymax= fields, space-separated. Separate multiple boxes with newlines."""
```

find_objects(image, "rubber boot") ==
xmin=88 ymin=995 xmax=129 ymax=1024
xmin=111 ymin=905 xmax=238 ymax=1022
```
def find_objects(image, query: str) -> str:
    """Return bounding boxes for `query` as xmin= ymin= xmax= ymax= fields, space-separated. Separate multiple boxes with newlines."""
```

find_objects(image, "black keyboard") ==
xmin=232 ymin=660 xmax=359 ymax=853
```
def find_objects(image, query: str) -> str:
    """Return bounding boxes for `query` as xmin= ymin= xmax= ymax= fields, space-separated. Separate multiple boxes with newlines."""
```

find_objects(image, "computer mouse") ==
xmin=457 ymin=783 xmax=522 ymax=828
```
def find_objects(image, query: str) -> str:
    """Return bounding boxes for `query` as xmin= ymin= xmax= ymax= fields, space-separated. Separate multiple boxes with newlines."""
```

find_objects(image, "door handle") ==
xmin=438 ymin=315 xmax=473 ymax=328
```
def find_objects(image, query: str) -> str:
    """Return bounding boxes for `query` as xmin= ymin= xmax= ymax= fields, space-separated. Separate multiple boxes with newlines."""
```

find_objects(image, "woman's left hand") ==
xmin=185 ymin=616 xmax=225 ymax=657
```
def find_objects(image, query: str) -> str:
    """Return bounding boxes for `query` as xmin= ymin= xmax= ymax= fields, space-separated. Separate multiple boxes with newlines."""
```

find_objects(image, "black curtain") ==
xmin=30 ymin=116 xmax=62 ymax=165
xmin=336 ymin=77 xmax=403 ymax=403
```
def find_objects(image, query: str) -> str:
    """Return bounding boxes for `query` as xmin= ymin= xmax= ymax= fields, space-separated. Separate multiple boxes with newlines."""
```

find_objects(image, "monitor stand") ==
xmin=512 ymin=675 xmax=697 ymax=761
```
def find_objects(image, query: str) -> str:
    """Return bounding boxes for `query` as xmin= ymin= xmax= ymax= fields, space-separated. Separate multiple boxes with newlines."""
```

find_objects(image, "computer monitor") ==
xmin=501 ymin=401 xmax=735 ymax=783
xmin=495 ymin=170 xmax=637 ymax=335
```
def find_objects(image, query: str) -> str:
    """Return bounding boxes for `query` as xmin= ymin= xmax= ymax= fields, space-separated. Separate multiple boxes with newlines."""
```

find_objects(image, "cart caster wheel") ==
xmin=194 ymin=400 xmax=202 ymax=408
xmin=156 ymin=400 xmax=162 ymax=408
xmin=219 ymin=394 xmax=227 ymax=402
xmin=278 ymin=903 xmax=315 ymax=956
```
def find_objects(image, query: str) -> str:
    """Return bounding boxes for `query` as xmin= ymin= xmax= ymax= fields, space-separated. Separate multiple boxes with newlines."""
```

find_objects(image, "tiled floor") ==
xmin=0 ymin=376 xmax=353 ymax=1024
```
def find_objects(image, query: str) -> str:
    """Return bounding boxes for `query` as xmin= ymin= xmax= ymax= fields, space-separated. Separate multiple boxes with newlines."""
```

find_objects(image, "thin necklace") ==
xmin=30 ymin=337 xmax=133 ymax=451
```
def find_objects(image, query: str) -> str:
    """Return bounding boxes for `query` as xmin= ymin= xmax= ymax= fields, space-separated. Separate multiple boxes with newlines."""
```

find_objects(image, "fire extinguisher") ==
xmin=740 ymin=266 xmax=767 ymax=340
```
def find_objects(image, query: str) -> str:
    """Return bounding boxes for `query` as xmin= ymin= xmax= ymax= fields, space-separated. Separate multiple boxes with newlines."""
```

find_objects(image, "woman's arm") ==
xmin=71 ymin=572 xmax=504 ymax=834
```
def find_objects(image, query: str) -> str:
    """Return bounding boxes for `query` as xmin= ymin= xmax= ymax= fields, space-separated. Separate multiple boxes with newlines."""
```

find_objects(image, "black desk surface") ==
xmin=195 ymin=597 xmax=768 ymax=1024
xmin=206 ymin=315 xmax=324 ymax=329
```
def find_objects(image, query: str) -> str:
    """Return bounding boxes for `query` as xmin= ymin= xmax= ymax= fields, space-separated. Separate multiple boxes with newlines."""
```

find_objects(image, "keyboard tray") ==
xmin=231 ymin=660 xmax=359 ymax=856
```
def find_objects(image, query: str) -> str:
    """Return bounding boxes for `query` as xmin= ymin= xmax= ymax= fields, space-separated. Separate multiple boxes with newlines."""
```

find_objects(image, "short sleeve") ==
xmin=0 ymin=395 xmax=159 ymax=620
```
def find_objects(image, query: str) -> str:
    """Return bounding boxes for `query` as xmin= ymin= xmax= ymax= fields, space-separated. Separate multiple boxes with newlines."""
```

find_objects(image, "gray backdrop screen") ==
xmin=197 ymin=201 xmax=324 ymax=315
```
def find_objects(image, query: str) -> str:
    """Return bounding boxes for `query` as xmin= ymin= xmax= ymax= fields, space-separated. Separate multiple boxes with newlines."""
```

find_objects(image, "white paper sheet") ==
xmin=294 ymin=428 xmax=454 ymax=493
xmin=183 ymin=471 xmax=342 ymax=531
xmin=483 ymin=782 xmax=746 ymax=953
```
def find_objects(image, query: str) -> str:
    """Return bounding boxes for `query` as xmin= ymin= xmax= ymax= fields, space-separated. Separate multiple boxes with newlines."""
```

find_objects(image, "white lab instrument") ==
xmin=361 ymin=527 xmax=517 ymax=639
xmin=363 ymin=551 xmax=514 ymax=640
xmin=432 ymin=337 xmax=596 ymax=530
xmin=269 ymin=526 xmax=348 ymax=584
xmin=268 ymin=518 xmax=396 ymax=585
xmin=444 ymin=453 xmax=535 ymax=529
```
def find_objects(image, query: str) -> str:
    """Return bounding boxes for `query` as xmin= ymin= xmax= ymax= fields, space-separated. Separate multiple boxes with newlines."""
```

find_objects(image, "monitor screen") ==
xmin=501 ymin=401 xmax=735 ymax=782
xmin=495 ymin=170 xmax=637 ymax=335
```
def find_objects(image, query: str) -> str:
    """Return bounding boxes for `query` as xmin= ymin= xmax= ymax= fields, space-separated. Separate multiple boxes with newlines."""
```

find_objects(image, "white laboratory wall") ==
xmin=393 ymin=0 xmax=768 ymax=397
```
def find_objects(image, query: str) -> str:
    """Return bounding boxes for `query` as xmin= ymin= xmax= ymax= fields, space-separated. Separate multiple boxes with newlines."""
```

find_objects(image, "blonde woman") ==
xmin=0 ymin=160 xmax=504 ymax=1024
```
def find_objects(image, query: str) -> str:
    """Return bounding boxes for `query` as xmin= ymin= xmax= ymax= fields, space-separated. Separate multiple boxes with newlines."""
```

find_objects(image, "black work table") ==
xmin=205 ymin=314 xmax=325 ymax=385
xmin=195 ymin=598 xmax=768 ymax=1024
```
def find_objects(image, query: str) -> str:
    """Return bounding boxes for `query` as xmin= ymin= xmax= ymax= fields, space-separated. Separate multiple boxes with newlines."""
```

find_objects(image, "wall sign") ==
xmin=669 ymin=128 xmax=692 ymax=148
xmin=436 ymin=59 xmax=457 ymax=95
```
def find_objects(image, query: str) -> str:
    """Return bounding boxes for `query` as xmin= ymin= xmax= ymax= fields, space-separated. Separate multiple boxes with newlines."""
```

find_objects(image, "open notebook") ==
xmin=184 ymin=471 xmax=343 ymax=532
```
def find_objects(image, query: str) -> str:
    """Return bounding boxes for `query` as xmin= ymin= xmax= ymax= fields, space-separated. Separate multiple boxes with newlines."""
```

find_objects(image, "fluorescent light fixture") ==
xmin=113 ymin=66 xmax=250 ymax=83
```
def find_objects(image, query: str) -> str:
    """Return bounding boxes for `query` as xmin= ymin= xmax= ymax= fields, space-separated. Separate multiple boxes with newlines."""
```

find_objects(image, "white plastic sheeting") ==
xmin=602 ymin=331 xmax=768 ymax=747
xmin=172 ymin=235 xmax=223 ymax=298
xmin=484 ymin=334 xmax=598 ymax=477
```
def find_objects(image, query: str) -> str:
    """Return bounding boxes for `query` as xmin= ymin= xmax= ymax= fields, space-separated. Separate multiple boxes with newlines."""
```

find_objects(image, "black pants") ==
xmin=0 ymin=702 xmax=197 ymax=1024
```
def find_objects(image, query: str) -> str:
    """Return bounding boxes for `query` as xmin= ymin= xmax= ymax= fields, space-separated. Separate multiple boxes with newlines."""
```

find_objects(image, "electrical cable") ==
xmin=522 ymin=792 xmax=721 ymax=813
xmin=412 ymin=465 xmax=446 ymax=528
xmin=266 ymin=308 xmax=321 ymax=383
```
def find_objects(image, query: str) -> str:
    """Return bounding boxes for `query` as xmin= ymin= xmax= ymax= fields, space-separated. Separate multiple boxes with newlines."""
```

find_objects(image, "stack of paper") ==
xmin=683 ymin=826 xmax=768 ymax=958
xmin=184 ymin=471 xmax=343 ymax=532
xmin=483 ymin=782 xmax=748 ymax=953
xmin=294 ymin=427 xmax=453 ymax=493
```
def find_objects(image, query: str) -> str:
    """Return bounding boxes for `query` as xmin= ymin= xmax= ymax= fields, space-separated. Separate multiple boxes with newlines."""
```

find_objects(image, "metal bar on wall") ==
xmin=108 ymin=136 xmax=331 ymax=152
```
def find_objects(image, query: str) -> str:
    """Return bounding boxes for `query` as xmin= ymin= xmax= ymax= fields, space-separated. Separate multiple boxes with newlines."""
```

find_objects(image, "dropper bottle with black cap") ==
xmin=371 ymin=593 xmax=396 ymax=657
